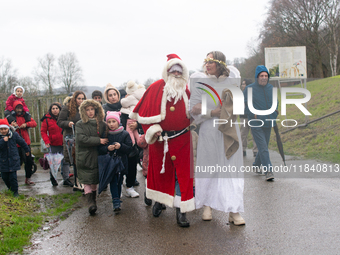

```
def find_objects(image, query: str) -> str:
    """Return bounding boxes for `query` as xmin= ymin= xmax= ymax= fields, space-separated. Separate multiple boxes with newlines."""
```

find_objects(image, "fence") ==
xmin=0 ymin=95 xmax=67 ymax=153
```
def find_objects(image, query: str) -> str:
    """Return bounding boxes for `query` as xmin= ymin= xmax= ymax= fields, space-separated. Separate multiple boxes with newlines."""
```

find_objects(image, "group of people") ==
xmin=0 ymin=50 xmax=278 ymax=228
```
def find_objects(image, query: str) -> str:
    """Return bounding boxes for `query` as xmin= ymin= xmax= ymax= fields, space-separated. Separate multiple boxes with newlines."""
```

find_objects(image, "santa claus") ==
xmin=129 ymin=54 xmax=194 ymax=227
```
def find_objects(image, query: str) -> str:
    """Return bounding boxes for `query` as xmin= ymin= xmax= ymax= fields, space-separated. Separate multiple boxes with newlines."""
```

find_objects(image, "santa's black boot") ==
xmin=176 ymin=208 xmax=190 ymax=227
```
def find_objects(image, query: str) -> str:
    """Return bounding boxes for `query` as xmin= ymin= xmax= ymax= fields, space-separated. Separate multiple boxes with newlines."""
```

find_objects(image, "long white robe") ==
xmin=190 ymin=72 xmax=244 ymax=213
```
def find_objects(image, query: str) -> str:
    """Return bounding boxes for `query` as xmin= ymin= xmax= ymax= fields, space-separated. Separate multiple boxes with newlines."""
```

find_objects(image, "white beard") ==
xmin=163 ymin=74 xmax=187 ymax=104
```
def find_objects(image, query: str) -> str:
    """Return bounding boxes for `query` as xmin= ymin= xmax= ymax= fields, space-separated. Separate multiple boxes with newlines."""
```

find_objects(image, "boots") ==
xmin=176 ymin=208 xmax=190 ymax=227
xmin=202 ymin=206 xmax=212 ymax=221
xmin=25 ymin=178 xmax=35 ymax=186
xmin=229 ymin=212 xmax=245 ymax=225
xmin=144 ymin=191 xmax=152 ymax=206
xmin=87 ymin=191 xmax=97 ymax=216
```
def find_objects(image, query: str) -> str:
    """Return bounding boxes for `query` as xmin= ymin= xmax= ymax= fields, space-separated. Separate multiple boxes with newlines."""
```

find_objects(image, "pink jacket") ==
xmin=5 ymin=94 xmax=29 ymax=112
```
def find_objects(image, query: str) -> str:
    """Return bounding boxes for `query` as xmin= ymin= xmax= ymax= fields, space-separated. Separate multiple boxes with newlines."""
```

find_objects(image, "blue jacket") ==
xmin=243 ymin=65 xmax=279 ymax=128
xmin=0 ymin=130 xmax=30 ymax=172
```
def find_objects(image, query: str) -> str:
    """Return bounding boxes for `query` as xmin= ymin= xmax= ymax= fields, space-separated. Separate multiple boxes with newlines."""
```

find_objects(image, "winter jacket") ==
xmin=98 ymin=128 xmax=133 ymax=175
xmin=102 ymin=102 xmax=122 ymax=115
xmin=5 ymin=94 xmax=29 ymax=112
xmin=57 ymin=104 xmax=81 ymax=136
xmin=243 ymin=65 xmax=279 ymax=128
xmin=40 ymin=114 xmax=63 ymax=147
xmin=137 ymin=134 xmax=149 ymax=177
xmin=0 ymin=130 xmax=30 ymax=172
xmin=7 ymin=101 xmax=37 ymax=146
xmin=75 ymin=100 xmax=107 ymax=184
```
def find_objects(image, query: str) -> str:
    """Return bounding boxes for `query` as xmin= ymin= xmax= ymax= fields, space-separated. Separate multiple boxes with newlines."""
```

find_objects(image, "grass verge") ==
xmin=0 ymin=191 xmax=82 ymax=254
xmin=247 ymin=76 xmax=340 ymax=163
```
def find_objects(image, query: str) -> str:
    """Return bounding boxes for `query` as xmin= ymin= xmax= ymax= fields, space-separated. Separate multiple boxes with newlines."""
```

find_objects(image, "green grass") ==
xmin=0 ymin=191 xmax=82 ymax=254
xmin=257 ymin=76 xmax=340 ymax=163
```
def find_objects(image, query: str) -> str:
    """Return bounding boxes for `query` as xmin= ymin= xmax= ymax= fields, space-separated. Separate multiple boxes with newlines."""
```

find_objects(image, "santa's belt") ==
xmin=161 ymin=127 xmax=189 ymax=138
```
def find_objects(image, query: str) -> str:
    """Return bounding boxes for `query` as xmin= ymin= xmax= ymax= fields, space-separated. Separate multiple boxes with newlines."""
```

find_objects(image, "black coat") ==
xmin=0 ymin=130 xmax=30 ymax=172
xmin=98 ymin=129 xmax=132 ymax=174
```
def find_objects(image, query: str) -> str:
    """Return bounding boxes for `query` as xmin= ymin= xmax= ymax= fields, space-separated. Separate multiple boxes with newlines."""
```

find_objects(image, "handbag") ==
xmin=40 ymin=118 xmax=49 ymax=153
xmin=40 ymin=138 xmax=49 ymax=153
xmin=128 ymin=144 xmax=139 ymax=158
xmin=38 ymin=153 xmax=50 ymax=170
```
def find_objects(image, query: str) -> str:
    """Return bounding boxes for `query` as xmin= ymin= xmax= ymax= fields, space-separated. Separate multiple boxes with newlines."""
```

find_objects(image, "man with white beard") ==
xmin=130 ymin=54 xmax=194 ymax=227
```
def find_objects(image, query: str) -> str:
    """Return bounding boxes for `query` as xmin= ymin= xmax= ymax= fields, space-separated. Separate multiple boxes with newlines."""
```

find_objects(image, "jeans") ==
xmin=251 ymin=126 xmax=273 ymax=172
xmin=1 ymin=171 xmax=18 ymax=194
xmin=110 ymin=173 xmax=123 ymax=208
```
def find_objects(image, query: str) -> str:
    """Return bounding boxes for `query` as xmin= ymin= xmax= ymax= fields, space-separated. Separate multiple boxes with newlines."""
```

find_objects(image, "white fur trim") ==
xmin=129 ymin=112 xmax=162 ymax=124
xmin=173 ymin=195 xmax=181 ymax=208
xmin=0 ymin=124 xmax=9 ymax=129
xmin=162 ymin=58 xmax=189 ymax=83
xmin=146 ymin=187 xmax=174 ymax=208
xmin=14 ymin=85 xmax=25 ymax=95
xmin=145 ymin=124 xmax=163 ymax=144
xmin=180 ymin=197 xmax=195 ymax=213
xmin=182 ymin=91 xmax=190 ymax=119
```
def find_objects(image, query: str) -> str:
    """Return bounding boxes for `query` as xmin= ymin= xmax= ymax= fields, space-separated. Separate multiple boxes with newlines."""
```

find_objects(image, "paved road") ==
xmin=2 ymin=150 xmax=339 ymax=254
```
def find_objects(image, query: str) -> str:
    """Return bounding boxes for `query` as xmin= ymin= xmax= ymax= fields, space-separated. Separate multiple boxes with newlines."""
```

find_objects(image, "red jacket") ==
xmin=11 ymin=101 xmax=37 ymax=146
xmin=40 ymin=114 xmax=63 ymax=146
xmin=5 ymin=94 xmax=29 ymax=112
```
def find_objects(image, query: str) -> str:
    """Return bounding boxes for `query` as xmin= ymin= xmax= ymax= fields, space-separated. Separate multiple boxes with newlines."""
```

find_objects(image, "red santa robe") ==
xmin=130 ymin=58 xmax=194 ymax=213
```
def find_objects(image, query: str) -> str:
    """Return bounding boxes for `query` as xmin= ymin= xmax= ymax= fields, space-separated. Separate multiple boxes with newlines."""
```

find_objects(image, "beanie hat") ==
xmin=13 ymin=86 xmax=25 ymax=96
xmin=104 ymin=83 xmax=121 ymax=103
xmin=162 ymin=53 xmax=189 ymax=83
xmin=126 ymin=80 xmax=138 ymax=95
xmin=0 ymin=118 xmax=10 ymax=129
xmin=106 ymin=111 xmax=121 ymax=124
xmin=168 ymin=64 xmax=183 ymax=74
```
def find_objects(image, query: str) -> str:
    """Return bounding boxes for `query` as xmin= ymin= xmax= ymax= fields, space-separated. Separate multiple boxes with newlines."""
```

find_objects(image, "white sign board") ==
xmin=265 ymin=46 xmax=307 ymax=79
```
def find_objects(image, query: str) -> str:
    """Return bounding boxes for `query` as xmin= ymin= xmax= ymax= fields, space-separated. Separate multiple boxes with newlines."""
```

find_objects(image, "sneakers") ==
xmin=63 ymin=179 xmax=74 ymax=187
xmin=229 ymin=212 xmax=245 ymax=225
xmin=202 ymin=206 xmax=212 ymax=221
xmin=134 ymin=180 xmax=140 ymax=186
xmin=126 ymin=187 xmax=139 ymax=198
xmin=265 ymin=172 xmax=275 ymax=181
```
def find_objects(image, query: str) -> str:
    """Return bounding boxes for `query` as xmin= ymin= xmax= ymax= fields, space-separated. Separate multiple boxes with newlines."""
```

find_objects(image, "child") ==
xmin=120 ymin=80 xmax=145 ymax=145
xmin=98 ymin=111 xmax=132 ymax=213
xmin=92 ymin=90 xmax=103 ymax=104
xmin=5 ymin=86 xmax=31 ymax=122
xmin=0 ymin=118 xmax=30 ymax=197
xmin=75 ymin=99 xmax=108 ymax=216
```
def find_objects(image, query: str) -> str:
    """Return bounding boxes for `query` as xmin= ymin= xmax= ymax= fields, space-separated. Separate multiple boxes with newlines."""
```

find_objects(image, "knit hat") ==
xmin=13 ymin=86 xmax=25 ymax=96
xmin=0 ymin=118 xmax=10 ymax=129
xmin=126 ymin=80 xmax=138 ymax=95
xmin=104 ymin=83 xmax=121 ymax=103
xmin=168 ymin=64 xmax=183 ymax=74
xmin=106 ymin=111 xmax=121 ymax=124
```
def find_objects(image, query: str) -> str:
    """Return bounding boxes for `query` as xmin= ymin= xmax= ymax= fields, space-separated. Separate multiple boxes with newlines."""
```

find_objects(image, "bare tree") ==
xmin=323 ymin=0 xmax=340 ymax=76
xmin=58 ymin=52 xmax=84 ymax=94
xmin=18 ymin=76 xmax=39 ymax=96
xmin=34 ymin=53 xmax=57 ymax=94
xmin=260 ymin=0 xmax=329 ymax=78
xmin=144 ymin=78 xmax=157 ymax=89
xmin=0 ymin=58 xmax=18 ymax=97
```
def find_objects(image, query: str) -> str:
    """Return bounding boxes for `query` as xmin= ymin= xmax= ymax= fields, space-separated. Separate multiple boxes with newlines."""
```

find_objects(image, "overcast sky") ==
xmin=1 ymin=0 xmax=269 ymax=89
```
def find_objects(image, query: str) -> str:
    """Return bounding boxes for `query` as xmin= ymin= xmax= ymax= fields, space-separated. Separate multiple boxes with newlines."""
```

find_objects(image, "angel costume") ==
xmin=190 ymin=71 xmax=244 ymax=213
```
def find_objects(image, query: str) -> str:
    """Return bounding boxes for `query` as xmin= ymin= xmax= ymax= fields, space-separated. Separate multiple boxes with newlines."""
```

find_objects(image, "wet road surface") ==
xmin=2 ymin=150 xmax=340 ymax=254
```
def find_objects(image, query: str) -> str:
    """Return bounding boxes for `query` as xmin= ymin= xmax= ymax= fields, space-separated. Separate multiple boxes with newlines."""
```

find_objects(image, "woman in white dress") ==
xmin=190 ymin=51 xmax=245 ymax=225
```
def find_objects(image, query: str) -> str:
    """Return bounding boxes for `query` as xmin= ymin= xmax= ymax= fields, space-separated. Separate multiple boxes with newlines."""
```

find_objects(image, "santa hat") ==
xmin=106 ymin=111 xmax=121 ymax=124
xmin=0 ymin=118 xmax=10 ymax=129
xmin=126 ymin=80 xmax=138 ymax=95
xmin=13 ymin=86 xmax=25 ymax=96
xmin=104 ymin=83 xmax=120 ymax=103
xmin=162 ymin=54 xmax=189 ymax=83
